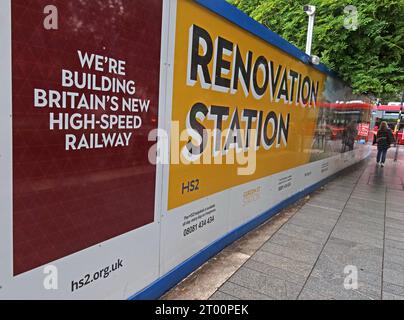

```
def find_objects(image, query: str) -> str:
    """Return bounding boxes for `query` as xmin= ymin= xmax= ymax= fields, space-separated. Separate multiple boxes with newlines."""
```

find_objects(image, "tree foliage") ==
xmin=228 ymin=0 xmax=404 ymax=101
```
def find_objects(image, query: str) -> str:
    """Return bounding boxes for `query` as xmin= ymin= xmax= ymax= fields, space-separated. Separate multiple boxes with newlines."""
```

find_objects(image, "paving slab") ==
xmin=228 ymin=267 xmax=301 ymax=300
xmin=302 ymin=275 xmax=379 ymax=300
xmin=243 ymin=259 xmax=307 ymax=286
xmin=278 ymin=223 xmax=330 ymax=243
xmin=382 ymin=292 xmax=404 ymax=300
xmin=267 ymin=232 xmax=324 ymax=253
xmin=250 ymin=251 xmax=313 ymax=277
xmin=218 ymin=281 xmax=274 ymax=300
xmin=209 ymin=291 xmax=240 ymax=300
xmin=298 ymin=288 xmax=328 ymax=300
xmin=260 ymin=242 xmax=319 ymax=264
xmin=310 ymin=251 xmax=382 ymax=283
xmin=383 ymin=269 xmax=404 ymax=287
xmin=383 ymin=282 xmax=404 ymax=297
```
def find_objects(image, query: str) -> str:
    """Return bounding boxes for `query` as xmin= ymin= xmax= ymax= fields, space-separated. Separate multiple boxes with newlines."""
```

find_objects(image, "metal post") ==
xmin=394 ymin=92 xmax=404 ymax=162
xmin=305 ymin=11 xmax=315 ymax=56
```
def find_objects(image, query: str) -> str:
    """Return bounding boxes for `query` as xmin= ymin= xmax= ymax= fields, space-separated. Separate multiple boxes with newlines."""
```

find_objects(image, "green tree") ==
xmin=228 ymin=0 xmax=404 ymax=101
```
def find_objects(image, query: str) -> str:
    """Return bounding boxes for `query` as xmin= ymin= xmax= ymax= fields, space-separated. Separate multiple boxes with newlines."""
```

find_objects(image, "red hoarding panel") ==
xmin=357 ymin=123 xmax=370 ymax=137
xmin=12 ymin=0 xmax=162 ymax=275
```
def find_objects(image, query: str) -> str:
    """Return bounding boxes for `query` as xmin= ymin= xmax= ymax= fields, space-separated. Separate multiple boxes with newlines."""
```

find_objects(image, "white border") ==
xmin=160 ymin=0 xmax=177 ymax=220
xmin=0 ymin=0 xmax=13 ymax=289
xmin=155 ymin=0 xmax=173 ymax=278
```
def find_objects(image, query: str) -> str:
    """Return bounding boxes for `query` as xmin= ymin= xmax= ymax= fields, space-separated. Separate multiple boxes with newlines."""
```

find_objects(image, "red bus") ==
xmin=319 ymin=102 xmax=373 ymax=142
xmin=371 ymin=104 xmax=404 ymax=145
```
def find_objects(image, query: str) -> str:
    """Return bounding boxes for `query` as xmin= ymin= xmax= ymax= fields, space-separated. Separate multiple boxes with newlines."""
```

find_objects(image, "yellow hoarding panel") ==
xmin=168 ymin=0 xmax=327 ymax=210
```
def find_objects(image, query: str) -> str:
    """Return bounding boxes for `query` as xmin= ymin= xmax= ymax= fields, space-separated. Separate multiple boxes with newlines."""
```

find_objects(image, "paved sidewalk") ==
xmin=208 ymin=149 xmax=404 ymax=300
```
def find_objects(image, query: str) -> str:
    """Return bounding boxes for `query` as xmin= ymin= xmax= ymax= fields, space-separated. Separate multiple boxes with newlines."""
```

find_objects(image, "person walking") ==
xmin=376 ymin=121 xmax=395 ymax=167
xmin=341 ymin=121 xmax=358 ymax=153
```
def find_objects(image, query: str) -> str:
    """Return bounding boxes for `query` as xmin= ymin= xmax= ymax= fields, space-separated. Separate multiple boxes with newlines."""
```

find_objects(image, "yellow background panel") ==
xmin=168 ymin=0 xmax=326 ymax=210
